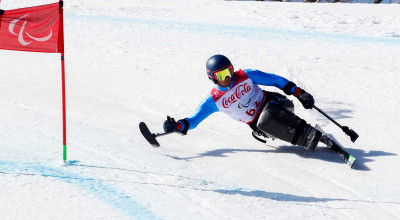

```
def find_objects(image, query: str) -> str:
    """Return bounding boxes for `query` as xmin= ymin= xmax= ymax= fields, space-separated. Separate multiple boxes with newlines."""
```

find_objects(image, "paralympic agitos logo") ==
xmin=222 ymin=83 xmax=252 ymax=108
xmin=9 ymin=14 xmax=53 ymax=46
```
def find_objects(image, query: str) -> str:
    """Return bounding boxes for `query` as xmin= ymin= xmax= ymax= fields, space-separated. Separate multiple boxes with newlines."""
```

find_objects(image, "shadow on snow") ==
xmin=167 ymin=145 xmax=396 ymax=171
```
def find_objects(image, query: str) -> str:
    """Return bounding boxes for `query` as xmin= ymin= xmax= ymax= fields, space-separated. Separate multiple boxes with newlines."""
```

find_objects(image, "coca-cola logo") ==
xmin=222 ymin=83 xmax=251 ymax=108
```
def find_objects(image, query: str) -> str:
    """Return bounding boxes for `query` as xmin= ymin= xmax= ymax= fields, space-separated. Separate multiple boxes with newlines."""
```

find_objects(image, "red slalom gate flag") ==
xmin=0 ymin=1 xmax=68 ymax=163
xmin=0 ymin=2 xmax=63 ymax=53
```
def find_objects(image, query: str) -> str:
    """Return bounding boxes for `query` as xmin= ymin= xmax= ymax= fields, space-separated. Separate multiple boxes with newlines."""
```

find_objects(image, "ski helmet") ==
xmin=206 ymin=54 xmax=233 ymax=84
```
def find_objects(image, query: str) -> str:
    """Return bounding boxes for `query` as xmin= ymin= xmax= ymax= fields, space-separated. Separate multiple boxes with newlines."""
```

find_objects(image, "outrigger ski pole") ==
xmin=313 ymin=105 xmax=359 ymax=143
xmin=139 ymin=122 xmax=175 ymax=147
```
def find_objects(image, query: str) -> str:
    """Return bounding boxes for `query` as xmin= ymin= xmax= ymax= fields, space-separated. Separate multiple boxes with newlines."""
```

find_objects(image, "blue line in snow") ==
xmin=65 ymin=13 xmax=400 ymax=45
xmin=0 ymin=161 xmax=159 ymax=220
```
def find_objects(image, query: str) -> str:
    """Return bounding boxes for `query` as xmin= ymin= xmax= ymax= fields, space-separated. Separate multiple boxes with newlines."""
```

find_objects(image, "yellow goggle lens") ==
xmin=214 ymin=68 xmax=232 ymax=81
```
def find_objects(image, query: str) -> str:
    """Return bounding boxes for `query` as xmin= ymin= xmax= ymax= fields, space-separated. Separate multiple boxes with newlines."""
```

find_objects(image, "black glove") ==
xmin=163 ymin=116 xmax=190 ymax=135
xmin=163 ymin=116 xmax=178 ymax=133
xmin=294 ymin=88 xmax=314 ymax=109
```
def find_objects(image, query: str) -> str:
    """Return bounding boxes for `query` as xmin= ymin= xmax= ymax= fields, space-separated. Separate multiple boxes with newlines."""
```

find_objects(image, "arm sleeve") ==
xmin=244 ymin=69 xmax=297 ymax=94
xmin=180 ymin=95 xmax=219 ymax=131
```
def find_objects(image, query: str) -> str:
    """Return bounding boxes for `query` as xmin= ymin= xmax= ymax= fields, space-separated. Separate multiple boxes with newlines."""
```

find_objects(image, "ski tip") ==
xmin=139 ymin=122 xmax=161 ymax=147
xmin=315 ymin=124 xmax=323 ymax=132
xmin=348 ymin=155 xmax=356 ymax=168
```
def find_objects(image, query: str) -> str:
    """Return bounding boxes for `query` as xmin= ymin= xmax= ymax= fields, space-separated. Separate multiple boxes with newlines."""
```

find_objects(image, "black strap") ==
xmin=252 ymin=131 xmax=267 ymax=143
xmin=283 ymin=81 xmax=296 ymax=95
xmin=59 ymin=1 xmax=64 ymax=7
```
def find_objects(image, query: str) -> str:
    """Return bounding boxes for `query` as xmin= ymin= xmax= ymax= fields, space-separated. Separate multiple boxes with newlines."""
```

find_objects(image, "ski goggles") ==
xmin=214 ymin=68 xmax=232 ymax=81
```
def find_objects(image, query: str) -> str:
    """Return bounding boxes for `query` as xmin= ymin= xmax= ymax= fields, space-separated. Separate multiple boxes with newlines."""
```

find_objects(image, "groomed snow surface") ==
xmin=1 ymin=0 xmax=400 ymax=219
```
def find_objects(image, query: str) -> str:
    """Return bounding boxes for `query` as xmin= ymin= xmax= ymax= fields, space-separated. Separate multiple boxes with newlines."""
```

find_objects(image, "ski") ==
xmin=139 ymin=122 xmax=160 ymax=147
xmin=316 ymin=125 xmax=356 ymax=168
xmin=329 ymin=140 xmax=356 ymax=168
xmin=139 ymin=122 xmax=174 ymax=147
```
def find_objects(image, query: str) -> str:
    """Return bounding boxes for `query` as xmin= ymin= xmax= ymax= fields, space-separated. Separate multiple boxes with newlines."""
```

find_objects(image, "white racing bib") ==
xmin=210 ymin=70 xmax=265 ymax=124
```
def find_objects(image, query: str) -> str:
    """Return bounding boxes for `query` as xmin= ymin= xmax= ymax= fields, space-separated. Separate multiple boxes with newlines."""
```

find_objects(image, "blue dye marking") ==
xmin=0 ymin=161 xmax=159 ymax=220
xmin=65 ymin=13 xmax=400 ymax=45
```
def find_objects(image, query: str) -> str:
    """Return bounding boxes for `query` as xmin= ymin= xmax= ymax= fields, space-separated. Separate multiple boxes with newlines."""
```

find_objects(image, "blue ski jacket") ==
xmin=179 ymin=69 xmax=298 ymax=132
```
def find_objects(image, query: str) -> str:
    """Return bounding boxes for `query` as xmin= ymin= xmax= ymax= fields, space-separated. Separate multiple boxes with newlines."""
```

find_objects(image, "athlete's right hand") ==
xmin=163 ymin=116 xmax=178 ymax=133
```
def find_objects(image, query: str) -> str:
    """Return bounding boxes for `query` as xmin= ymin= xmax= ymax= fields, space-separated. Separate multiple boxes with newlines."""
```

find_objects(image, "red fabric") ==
xmin=0 ymin=2 xmax=63 ymax=53
xmin=176 ymin=122 xmax=182 ymax=131
xmin=294 ymin=87 xmax=301 ymax=97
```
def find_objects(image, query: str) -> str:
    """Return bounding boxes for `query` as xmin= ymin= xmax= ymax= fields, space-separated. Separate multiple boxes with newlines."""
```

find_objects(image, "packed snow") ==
xmin=0 ymin=0 xmax=400 ymax=219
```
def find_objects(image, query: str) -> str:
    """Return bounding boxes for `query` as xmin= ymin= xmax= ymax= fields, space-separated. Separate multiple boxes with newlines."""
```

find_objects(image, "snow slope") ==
xmin=1 ymin=0 xmax=400 ymax=219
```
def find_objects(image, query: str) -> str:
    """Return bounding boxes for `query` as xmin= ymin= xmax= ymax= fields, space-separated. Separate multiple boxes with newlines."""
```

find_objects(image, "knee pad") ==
xmin=272 ymin=94 xmax=294 ymax=113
